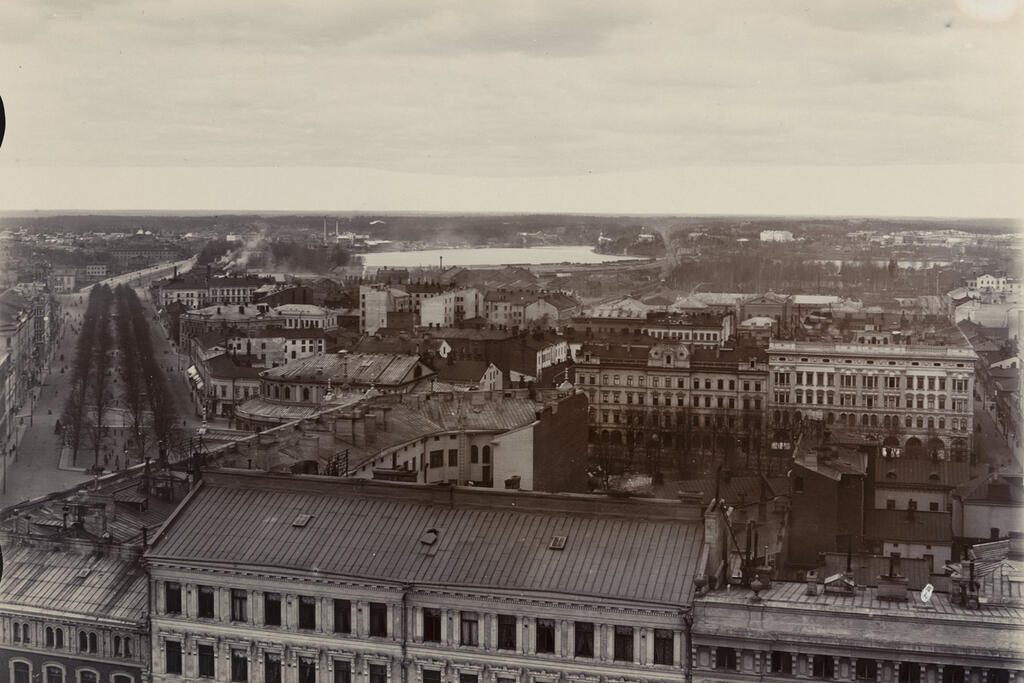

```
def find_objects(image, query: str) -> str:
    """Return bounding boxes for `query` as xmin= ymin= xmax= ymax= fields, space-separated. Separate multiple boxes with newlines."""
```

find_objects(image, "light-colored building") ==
xmin=759 ymin=230 xmax=794 ymax=242
xmin=359 ymin=283 xmax=412 ymax=334
xmin=420 ymin=288 xmax=481 ymax=328
xmin=767 ymin=337 xmax=977 ymax=461
xmin=953 ymin=472 xmax=1024 ymax=543
xmin=273 ymin=303 xmax=340 ymax=332
xmin=145 ymin=470 xmax=713 ymax=683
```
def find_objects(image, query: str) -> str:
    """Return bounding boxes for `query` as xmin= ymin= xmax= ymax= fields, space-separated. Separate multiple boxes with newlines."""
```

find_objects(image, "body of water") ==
xmin=361 ymin=246 xmax=645 ymax=269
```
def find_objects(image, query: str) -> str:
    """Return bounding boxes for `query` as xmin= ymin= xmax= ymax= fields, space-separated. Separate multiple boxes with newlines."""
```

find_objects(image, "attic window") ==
xmin=419 ymin=528 xmax=439 ymax=546
xmin=886 ymin=471 xmax=897 ymax=479
xmin=292 ymin=514 xmax=313 ymax=528
xmin=549 ymin=535 xmax=567 ymax=550
xmin=928 ymin=473 xmax=940 ymax=481
xmin=77 ymin=568 xmax=91 ymax=579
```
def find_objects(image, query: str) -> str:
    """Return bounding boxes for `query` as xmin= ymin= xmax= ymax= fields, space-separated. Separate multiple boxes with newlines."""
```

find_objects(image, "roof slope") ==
xmin=148 ymin=473 xmax=704 ymax=605
xmin=0 ymin=543 xmax=147 ymax=624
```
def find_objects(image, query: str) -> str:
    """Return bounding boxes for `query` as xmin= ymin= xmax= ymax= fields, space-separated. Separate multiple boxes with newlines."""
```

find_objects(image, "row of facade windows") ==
xmin=581 ymin=373 xmax=760 ymax=392
xmin=163 ymin=584 xmax=678 ymax=667
xmin=11 ymin=623 xmax=134 ymax=657
xmin=703 ymin=648 xmax=1012 ymax=683
xmin=10 ymin=662 xmax=134 ymax=683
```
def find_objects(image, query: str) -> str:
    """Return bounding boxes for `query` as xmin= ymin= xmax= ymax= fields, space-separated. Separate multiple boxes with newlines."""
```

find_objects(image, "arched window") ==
xmin=12 ymin=662 xmax=31 ymax=683
xmin=905 ymin=416 xmax=912 ymax=428
xmin=46 ymin=666 xmax=64 ymax=683
xmin=302 ymin=387 xmax=310 ymax=402
xmin=88 ymin=632 xmax=98 ymax=653
xmin=79 ymin=671 xmax=98 ymax=683
xmin=870 ymin=414 xmax=878 ymax=427
xmin=114 ymin=635 xmax=122 ymax=655
xmin=124 ymin=638 xmax=132 ymax=657
xmin=55 ymin=628 xmax=64 ymax=649
xmin=46 ymin=627 xmax=54 ymax=647
xmin=470 ymin=445 xmax=478 ymax=463
xmin=482 ymin=445 xmax=491 ymax=464
xmin=79 ymin=631 xmax=88 ymax=652
xmin=21 ymin=624 xmax=29 ymax=644
xmin=284 ymin=387 xmax=291 ymax=400
xmin=939 ymin=418 xmax=945 ymax=430
xmin=112 ymin=676 xmax=133 ymax=683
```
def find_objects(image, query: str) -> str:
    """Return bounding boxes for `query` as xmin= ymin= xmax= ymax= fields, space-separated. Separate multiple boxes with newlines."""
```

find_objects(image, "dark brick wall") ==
xmin=0 ymin=649 xmax=143 ymax=683
xmin=532 ymin=391 xmax=590 ymax=493
xmin=785 ymin=466 xmax=866 ymax=569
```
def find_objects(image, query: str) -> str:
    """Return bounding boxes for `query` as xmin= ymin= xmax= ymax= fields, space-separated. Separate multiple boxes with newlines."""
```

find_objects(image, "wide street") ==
xmin=0 ymin=259 xmax=199 ymax=507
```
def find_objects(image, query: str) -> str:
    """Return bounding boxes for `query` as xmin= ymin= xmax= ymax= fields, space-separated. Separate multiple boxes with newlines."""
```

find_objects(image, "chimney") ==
xmin=876 ymin=552 xmax=909 ymax=601
xmin=805 ymin=569 xmax=820 ymax=596
xmin=1008 ymin=531 xmax=1024 ymax=561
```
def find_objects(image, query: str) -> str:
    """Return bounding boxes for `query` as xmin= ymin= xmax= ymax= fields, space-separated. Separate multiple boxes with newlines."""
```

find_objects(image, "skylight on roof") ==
xmin=292 ymin=514 xmax=313 ymax=528
xmin=549 ymin=535 xmax=567 ymax=550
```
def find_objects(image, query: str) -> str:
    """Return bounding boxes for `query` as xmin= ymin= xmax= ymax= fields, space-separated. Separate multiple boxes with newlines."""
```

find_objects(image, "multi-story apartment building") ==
xmin=575 ymin=340 xmax=768 ymax=469
xmin=573 ymin=311 xmax=733 ymax=350
xmin=160 ymin=274 xmax=272 ymax=310
xmin=691 ymin=574 xmax=1022 ymax=683
xmin=482 ymin=290 xmax=559 ymax=329
xmin=145 ymin=470 xmax=713 ymax=683
xmin=420 ymin=288 xmax=481 ymax=328
xmin=767 ymin=336 xmax=977 ymax=461
xmin=359 ymin=283 xmax=412 ymax=334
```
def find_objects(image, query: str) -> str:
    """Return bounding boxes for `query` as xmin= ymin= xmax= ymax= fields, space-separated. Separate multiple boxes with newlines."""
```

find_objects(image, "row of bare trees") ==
xmin=62 ymin=284 xmax=181 ymax=470
xmin=114 ymin=284 xmax=180 ymax=464
xmin=63 ymin=285 xmax=113 ymax=467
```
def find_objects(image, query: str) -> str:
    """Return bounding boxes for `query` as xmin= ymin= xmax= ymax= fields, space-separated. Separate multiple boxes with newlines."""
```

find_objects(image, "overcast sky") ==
xmin=1 ymin=0 xmax=1021 ymax=216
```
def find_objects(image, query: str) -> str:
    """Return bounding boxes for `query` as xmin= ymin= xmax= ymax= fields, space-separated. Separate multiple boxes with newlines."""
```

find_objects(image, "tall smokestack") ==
xmin=323 ymin=218 xmax=327 ymax=246
xmin=335 ymin=219 xmax=339 ymax=239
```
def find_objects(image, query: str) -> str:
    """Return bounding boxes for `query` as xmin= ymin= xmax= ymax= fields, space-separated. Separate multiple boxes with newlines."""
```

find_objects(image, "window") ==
xmin=929 ymin=502 xmax=939 ymax=512
xmin=264 ymin=593 xmax=282 ymax=626
xmin=369 ymin=602 xmax=388 ymax=637
xmin=793 ymin=476 xmax=804 ymax=493
xmin=571 ymin=621 xmax=594 ymax=658
xmin=772 ymin=651 xmax=793 ymax=675
xmin=166 ymin=640 xmax=183 ymax=674
xmin=114 ymin=635 xmax=122 ymax=655
xmin=46 ymin=667 xmax=63 ymax=683
xmin=429 ymin=450 xmax=444 ymax=467
xmin=78 ymin=631 xmax=87 ymax=651
xmin=856 ymin=660 xmax=878 ymax=680
xmin=197 ymin=586 xmax=215 ymax=618
xmin=470 ymin=445 xmax=478 ymax=463
xmin=333 ymin=599 xmax=351 ymax=633
xmin=459 ymin=611 xmax=479 ymax=646
xmin=80 ymin=672 xmax=98 ymax=683
xmin=716 ymin=647 xmax=737 ymax=670
xmin=368 ymin=664 xmax=387 ymax=683
xmin=165 ymin=582 xmax=182 ymax=614
xmin=423 ymin=608 xmax=442 ymax=643
xmin=886 ymin=499 xmax=896 ymax=510
xmin=198 ymin=643 xmax=216 ymax=678
xmin=482 ymin=445 xmax=491 ymax=464
xmin=231 ymin=649 xmax=248 ymax=682
xmin=943 ymin=666 xmax=966 ymax=683
xmin=459 ymin=676 xmax=478 ymax=683
xmin=654 ymin=629 xmax=673 ymax=665
xmin=55 ymin=628 xmax=64 ymax=649
xmin=88 ymin=632 xmax=97 ymax=653
xmin=422 ymin=671 xmax=441 ymax=683
xmin=231 ymin=589 xmax=248 ymax=622
xmin=497 ymin=614 xmax=516 ymax=650
xmin=13 ymin=663 xmax=29 ymax=683
xmin=613 ymin=625 xmax=634 ymax=662
xmin=535 ymin=618 xmax=556 ymax=654
xmin=333 ymin=660 xmax=351 ymax=683
xmin=298 ymin=657 xmax=317 ymax=683
xmin=448 ymin=449 xmax=458 ymax=466
xmin=813 ymin=656 xmax=835 ymax=679
xmin=298 ymin=596 xmax=317 ymax=630
xmin=264 ymin=654 xmax=282 ymax=683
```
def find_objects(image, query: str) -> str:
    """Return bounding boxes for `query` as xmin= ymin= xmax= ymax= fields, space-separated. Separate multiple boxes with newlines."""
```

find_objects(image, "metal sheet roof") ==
xmin=0 ymin=543 xmax=147 ymax=624
xmin=148 ymin=473 xmax=704 ymax=606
